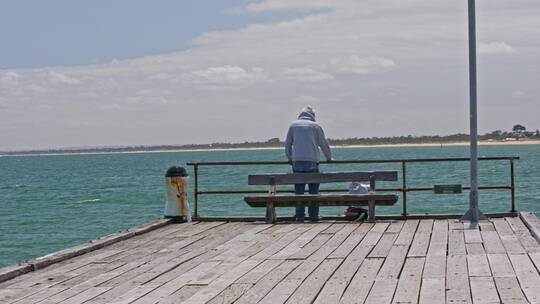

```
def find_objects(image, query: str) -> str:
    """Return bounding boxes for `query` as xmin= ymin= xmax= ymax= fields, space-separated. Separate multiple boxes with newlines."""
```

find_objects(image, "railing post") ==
xmin=402 ymin=161 xmax=408 ymax=217
xmin=194 ymin=164 xmax=199 ymax=218
xmin=510 ymin=159 xmax=516 ymax=213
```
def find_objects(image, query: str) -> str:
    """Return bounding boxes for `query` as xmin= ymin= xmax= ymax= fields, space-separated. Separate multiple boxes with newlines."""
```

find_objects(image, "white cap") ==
xmin=302 ymin=105 xmax=315 ymax=116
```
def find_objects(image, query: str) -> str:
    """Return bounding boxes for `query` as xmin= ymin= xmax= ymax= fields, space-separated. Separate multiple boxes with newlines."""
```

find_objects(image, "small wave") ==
xmin=14 ymin=184 xmax=28 ymax=188
xmin=75 ymin=198 xmax=102 ymax=204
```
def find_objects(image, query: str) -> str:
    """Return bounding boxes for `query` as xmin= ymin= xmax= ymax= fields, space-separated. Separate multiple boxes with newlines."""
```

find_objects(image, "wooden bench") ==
xmin=244 ymin=171 xmax=399 ymax=223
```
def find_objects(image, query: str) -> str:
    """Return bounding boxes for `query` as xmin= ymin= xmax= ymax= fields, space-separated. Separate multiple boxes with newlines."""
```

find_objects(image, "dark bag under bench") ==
xmin=244 ymin=171 xmax=399 ymax=223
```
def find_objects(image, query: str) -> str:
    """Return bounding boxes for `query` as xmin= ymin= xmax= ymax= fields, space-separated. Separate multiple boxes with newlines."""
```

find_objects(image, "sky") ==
xmin=0 ymin=0 xmax=539 ymax=151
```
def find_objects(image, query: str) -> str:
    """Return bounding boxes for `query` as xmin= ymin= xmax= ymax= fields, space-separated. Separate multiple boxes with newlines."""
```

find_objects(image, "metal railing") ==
xmin=187 ymin=156 xmax=519 ymax=218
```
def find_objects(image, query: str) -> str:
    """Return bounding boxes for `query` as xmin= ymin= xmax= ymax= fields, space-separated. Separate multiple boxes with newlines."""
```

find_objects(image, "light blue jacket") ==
xmin=285 ymin=112 xmax=332 ymax=162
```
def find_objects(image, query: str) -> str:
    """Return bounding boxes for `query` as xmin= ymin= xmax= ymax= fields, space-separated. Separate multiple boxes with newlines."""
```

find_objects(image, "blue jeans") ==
xmin=292 ymin=161 xmax=319 ymax=220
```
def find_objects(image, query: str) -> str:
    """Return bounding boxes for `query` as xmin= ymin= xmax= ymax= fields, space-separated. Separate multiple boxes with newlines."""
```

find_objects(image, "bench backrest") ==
xmin=248 ymin=171 xmax=398 ymax=187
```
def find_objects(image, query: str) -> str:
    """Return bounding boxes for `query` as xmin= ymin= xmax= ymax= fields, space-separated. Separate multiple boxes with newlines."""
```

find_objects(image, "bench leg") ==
xmin=266 ymin=202 xmax=276 ymax=224
xmin=368 ymin=200 xmax=375 ymax=221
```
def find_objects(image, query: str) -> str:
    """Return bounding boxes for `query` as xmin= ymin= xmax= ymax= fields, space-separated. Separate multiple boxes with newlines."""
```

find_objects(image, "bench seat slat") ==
xmin=244 ymin=194 xmax=398 ymax=208
xmin=248 ymin=171 xmax=398 ymax=185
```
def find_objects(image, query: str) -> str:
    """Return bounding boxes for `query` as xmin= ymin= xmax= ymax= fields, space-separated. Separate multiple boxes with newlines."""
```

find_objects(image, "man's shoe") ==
xmin=295 ymin=217 xmax=305 ymax=223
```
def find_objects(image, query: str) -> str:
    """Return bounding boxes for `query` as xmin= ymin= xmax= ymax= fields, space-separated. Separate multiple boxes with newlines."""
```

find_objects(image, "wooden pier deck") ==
xmin=1 ymin=214 xmax=540 ymax=303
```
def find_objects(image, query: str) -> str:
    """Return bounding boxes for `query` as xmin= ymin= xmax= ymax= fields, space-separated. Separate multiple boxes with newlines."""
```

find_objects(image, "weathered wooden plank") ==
xmin=9 ymin=286 xmax=68 ymax=304
xmin=463 ymin=221 xmax=483 ymax=244
xmin=419 ymin=278 xmax=445 ymax=304
xmin=284 ymin=259 xmax=343 ymax=304
xmin=392 ymin=257 xmax=425 ymax=304
xmin=270 ymin=223 xmax=301 ymax=235
xmin=377 ymin=245 xmax=409 ymax=280
xmin=494 ymin=277 xmax=529 ymax=304
xmin=159 ymin=286 xmax=202 ymax=304
xmin=506 ymin=217 xmax=540 ymax=253
xmin=360 ymin=222 xmax=390 ymax=247
xmin=465 ymin=243 xmax=485 ymax=255
xmin=426 ymin=220 xmax=448 ymax=256
xmin=481 ymin=230 xmax=506 ymax=254
xmin=234 ymin=260 xmax=301 ymax=304
xmin=329 ymin=223 xmax=373 ymax=259
xmin=248 ymin=171 xmax=398 ymax=185
xmin=257 ymin=228 xmax=353 ymax=304
xmin=270 ymin=223 xmax=333 ymax=260
xmin=29 ymin=219 xmax=172 ymax=271
xmin=423 ymin=254 xmax=446 ymax=278
xmin=127 ymin=260 xmax=223 ymax=304
xmin=408 ymin=220 xmax=433 ymax=257
xmin=0 ymin=264 xmax=33 ymax=284
xmin=369 ymin=232 xmax=398 ymax=258
xmin=446 ymin=254 xmax=472 ymax=304
xmin=206 ymin=283 xmax=252 ymax=304
xmin=181 ymin=259 xmax=262 ymax=304
xmin=88 ymin=223 xmax=249 ymax=303
xmin=530 ymin=252 xmax=540 ymax=272
xmin=0 ymin=223 xmax=197 ymax=290
xmin=394 ymin=220 xmax=419 ymax=246
xmin=235 ymin=259 xmax=283 ymax=284
xmin=487 ymin=253 xmax=515 ymax=278
xmin=515 ymin=230 xmax=540 ymax=253
xmin=506 ymin=216 xmax=530 ymax=232
xmin=385 ymin=220 xmax=404 ymax=233
xmin=520 ymin=212 xmax=540 ymax=243
xmin=108 ymin=286 xmax=156 ymax=304
xmin=339 ymin=258 xmax=384 ymax=304
xmin=469 ymin=276 xmax=500 ymax=304
xmin=314 ymin=246 xmax=374 ymax=303
xmin=363 ymin=278 xmax=398 ymax=304
xmin=251 ymin=225 xmax=313 ymax=260
xmin=509 ymin=253 xmax=540 ymax=303
xmin=15 ymin=262 xmax=130 ymax=304
xmin=448 ymin=230 xmax=466 ymax=255
xmin=50 ymin=286 xmax=112 ymax=304
xmin=287 ymin=234 xmax=332 ymax=260
xmin=321 ymin=222 xmax=348 ymax=234
xmin=179 ymin=261 xmax=224 ymax=286
xmin=467 ymin=254 xmax=492 ymax=277
xmin=478 ymin=221 xmax=496 ymax=231
xmin=449 ymin=219 xmax=464 ymax=230
xmin=494 ymin=219 xmax=527 ymax=254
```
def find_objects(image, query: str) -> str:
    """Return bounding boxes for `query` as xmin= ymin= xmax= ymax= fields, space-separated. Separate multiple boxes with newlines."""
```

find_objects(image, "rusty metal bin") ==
xmin=164 ymin=165 xmax=191 ymax=223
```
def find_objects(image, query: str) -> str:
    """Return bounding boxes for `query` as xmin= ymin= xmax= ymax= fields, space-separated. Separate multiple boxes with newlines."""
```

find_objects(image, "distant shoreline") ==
xmin=2 ymin=140 xmax=538 ymax=157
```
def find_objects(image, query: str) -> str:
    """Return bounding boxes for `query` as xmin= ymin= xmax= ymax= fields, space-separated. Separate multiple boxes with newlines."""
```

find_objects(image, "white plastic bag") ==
xmin=349 ymin=182 xmax=370 ymax=194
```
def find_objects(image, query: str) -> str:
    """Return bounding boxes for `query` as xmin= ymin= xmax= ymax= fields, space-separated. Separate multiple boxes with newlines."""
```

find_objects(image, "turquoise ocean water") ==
xmin=0 ymin=144 xmax=539 ymax=267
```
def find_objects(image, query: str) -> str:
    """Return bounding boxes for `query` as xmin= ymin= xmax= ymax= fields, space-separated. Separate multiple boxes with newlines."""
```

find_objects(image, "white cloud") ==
xmin=48 ymin=71 xmax=82 ymax=85
xmin=282 ymin=67 xmax=334 ymax=82
xmin=188 ymin=65 xmax=267 ymax=86
xmin=512 ymin=90 xmax=530 ymax=99
xmin=0 ymin=71 xmax=22 ymax=85
xmin=1 ymin=0 xmax=539 ymax=150
xmin=330 ymin=55 xmax=396 ymax=74
xmin=478 ymin=41 xmax=516 ymax=55
xmin=245 ymin=0 xmax=336 ymax=12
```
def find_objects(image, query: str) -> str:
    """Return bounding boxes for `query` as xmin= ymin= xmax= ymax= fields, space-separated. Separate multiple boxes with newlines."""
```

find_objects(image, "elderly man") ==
xmin=285 ymin=106 xmax=332 ymax=222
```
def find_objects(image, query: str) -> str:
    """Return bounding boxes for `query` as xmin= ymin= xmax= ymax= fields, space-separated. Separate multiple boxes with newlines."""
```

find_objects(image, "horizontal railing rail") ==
xmin=187 ymin=156 xmax=519 ymax=218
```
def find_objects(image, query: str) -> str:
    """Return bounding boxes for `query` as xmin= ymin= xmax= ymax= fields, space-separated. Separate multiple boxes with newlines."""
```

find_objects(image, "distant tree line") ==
xmin=2 ymin=124 xmax=538 ymax=156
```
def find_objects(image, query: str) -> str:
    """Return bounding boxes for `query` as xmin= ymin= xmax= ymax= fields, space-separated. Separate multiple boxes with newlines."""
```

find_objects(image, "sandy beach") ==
xmin=2 ymin=139 xmax=538 ymax=157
